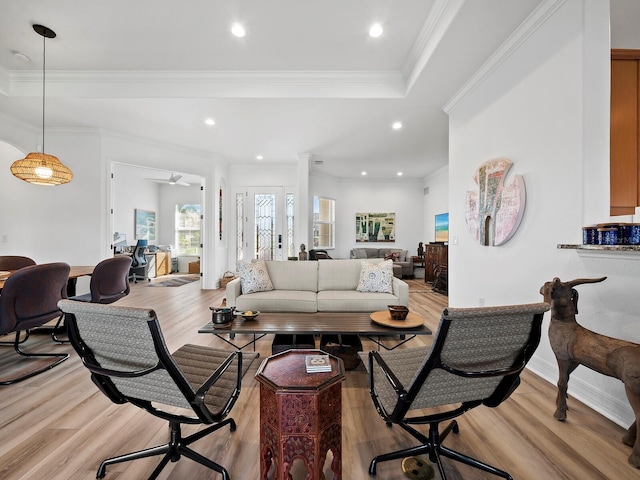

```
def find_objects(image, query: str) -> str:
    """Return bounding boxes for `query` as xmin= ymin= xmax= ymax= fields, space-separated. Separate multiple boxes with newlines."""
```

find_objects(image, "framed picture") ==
xmin=135 ymin=209 xmax=156 ymax=241
xmin=355 ymin=212 xmax=395 ymax=242
xmin=435 ymin=212 xmax=449 ymax=243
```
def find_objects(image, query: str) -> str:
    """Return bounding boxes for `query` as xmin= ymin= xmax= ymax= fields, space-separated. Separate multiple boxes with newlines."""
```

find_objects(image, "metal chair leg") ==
xmin=0 ymin=331 xmax=69 ymax=385
xmin=51 ymin=314 xmax=70 ymax=343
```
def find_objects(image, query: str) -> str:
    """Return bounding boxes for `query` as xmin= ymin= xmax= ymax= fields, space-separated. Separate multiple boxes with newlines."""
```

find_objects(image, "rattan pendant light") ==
xmin=11 ymin=24 xmax=72 ymax=186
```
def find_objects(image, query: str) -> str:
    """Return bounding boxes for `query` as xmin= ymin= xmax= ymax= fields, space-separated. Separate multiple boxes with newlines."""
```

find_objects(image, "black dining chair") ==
xmin=0 ymin=255 xmax=36 ymax=271
xmin=0 ymin=262 xmax=70 ymax=385
xmin=51 ymin=256 xmax=133 ymax=342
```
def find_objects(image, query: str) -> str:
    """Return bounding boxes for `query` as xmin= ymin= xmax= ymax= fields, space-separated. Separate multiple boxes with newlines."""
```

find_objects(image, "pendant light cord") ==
xmin=41 ymin=31 xmax=46 ymax=153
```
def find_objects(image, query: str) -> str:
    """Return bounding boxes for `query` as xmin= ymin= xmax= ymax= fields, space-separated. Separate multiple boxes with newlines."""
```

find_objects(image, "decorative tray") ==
xmin=370 ymin=310 xmax=425 ymax=329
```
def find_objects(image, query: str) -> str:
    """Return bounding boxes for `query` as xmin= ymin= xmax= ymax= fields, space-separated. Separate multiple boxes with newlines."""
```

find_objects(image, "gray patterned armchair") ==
xmin=361 ymin=302 xmax=549 ymax=479
xmin=59 ymin=300 xmax=247 ymax=480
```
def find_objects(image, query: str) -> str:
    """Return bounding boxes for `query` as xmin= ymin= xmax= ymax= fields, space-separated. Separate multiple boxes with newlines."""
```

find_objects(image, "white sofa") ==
xmin=226 ymin=259 xmax=409 ymax=313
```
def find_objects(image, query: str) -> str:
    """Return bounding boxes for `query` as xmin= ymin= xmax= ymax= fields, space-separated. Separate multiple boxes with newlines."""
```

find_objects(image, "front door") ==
xmin=242 ymin=187 xmax=286 ymax=262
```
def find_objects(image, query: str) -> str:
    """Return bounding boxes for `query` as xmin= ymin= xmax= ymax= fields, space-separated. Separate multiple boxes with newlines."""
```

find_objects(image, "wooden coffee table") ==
xmin=198 ymin=311 xmax=432 ymax=351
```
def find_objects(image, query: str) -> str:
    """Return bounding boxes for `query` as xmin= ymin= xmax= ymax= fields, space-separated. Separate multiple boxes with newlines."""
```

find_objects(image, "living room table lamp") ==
xmin=11 ymin=24 xmax=73 ymax=186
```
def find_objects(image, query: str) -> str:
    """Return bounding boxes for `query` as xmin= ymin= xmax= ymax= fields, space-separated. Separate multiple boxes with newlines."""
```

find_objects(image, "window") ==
xmin=286 ymin=193 xmax=295 ymax=257
xmin=175 ymin=204 xmax=201 ymax=255
xmin=313 ymin=196 xmax=335 ymax=249
xmin=235 ymin=193 xmax=244 ymax=263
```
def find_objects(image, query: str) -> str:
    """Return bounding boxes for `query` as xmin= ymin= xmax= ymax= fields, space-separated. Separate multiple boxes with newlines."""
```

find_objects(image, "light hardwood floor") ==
xmin=0 ymin=276 xmax=637 ymax=479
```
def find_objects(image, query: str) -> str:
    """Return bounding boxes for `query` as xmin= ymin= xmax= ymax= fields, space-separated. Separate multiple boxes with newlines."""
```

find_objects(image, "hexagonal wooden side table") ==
xmin=256 ymin=349 xmax=345 ymax=480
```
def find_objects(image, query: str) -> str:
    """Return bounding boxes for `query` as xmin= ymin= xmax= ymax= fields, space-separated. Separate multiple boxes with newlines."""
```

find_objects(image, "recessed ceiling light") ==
xmin=397 ymin=171 xmax=403 ymax=176
xmin=369 ymin=23 xmax=383 ymax=38
xmin=392 ymin=121 xmax=402 ymax=130
xmin=231 ymin=23 xmax=246 ymax=38
xmin=204 ymin=118 xmax=215 ymax=126
xmin=256 ymin=155 xmax=263 ymax=160
xmin=361 ymin=171 xmax=367 ymax=176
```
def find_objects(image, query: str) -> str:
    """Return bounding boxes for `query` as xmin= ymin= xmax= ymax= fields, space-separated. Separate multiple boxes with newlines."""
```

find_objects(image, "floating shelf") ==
xmin=557 ymin=244 xmax=640 ymax=251
xmin=557 ymin=244 xmax=640 ymax=260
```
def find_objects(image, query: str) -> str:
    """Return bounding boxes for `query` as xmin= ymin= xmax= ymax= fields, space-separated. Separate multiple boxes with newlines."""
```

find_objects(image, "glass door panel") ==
xmin=242 ymin=187 xmax=286 ymax=261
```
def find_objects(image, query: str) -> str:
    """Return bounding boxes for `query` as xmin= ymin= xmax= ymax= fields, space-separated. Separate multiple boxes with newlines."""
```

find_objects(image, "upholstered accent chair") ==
xmin=52 ymin=256 xmax=133 ymax=342
xmin=71 ymin=256 xmax=132 ymax=303
xmin=59 ymin=300 xmax=246 ymax=480
xmin=0 ymin=255 xmax=36 ymax=270
xmin=0 ymin=262 xmax=70 ymax=385
xmin=361 ymin=302 xmax=549 ymax=480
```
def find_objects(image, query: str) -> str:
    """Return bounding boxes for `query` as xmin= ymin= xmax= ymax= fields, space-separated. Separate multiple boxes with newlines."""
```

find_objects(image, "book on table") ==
xmin=305 ymin=354 xmax=331 ymax=373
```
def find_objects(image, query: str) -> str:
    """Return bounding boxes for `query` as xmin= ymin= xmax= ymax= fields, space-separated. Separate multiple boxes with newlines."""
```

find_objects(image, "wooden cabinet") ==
xmin=145 ymin=251 xmax=171 ymax=278
xmin=424 ymin=244 xmax=448 ymax=283
xmin=610 ymin=50 xmax=640 ymax=216
xmin=155 ymin=251 xmax=171 ymax=276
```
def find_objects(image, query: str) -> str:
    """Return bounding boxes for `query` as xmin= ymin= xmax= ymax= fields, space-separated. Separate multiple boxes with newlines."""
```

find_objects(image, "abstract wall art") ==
xmin=465 ymin=158 xmax=525 ymax=246
xmin=355 ymin=212 xmax=395 ymax=242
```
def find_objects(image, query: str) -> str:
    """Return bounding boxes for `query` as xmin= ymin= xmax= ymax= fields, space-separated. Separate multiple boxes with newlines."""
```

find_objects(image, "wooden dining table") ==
xmin=0 ymin=265 xmax=94 ymax=295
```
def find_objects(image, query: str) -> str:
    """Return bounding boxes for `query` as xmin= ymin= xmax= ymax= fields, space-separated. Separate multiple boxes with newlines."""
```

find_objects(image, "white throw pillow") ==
xmin=238 ymin=260 xmax=274 ymax=294
xmin=357 ymin=259 xmax=393 ymax=293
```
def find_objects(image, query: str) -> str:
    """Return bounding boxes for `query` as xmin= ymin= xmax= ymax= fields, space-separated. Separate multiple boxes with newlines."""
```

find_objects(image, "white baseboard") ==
xmin=527 ymin=355 xmax=634 ymax=428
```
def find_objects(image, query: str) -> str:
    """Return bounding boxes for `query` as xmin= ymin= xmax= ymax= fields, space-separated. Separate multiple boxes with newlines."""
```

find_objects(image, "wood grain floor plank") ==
xmin=0 ymin=276 xmax=637 ymax=479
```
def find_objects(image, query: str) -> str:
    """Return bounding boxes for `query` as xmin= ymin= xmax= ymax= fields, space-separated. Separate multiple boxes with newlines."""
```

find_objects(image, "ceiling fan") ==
xmin=146 ymin=173 xmax=190 ymax=186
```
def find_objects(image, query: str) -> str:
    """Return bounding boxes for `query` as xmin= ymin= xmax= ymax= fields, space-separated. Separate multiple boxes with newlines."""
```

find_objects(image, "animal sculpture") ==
xmin=540 ymin=276 xmax=640 ymax=467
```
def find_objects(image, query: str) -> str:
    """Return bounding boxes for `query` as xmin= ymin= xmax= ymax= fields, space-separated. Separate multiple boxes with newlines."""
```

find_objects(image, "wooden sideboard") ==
xmin=424 ymin=244 xmax=448 ymax=283
xmin=145 ymin=251 xmax=171 ymax=278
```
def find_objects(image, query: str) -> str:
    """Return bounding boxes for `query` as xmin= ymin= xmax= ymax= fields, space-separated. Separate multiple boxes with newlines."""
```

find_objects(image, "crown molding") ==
xmin=0 ymin=67 xmax=9 ymax=96
xmin=100 ymin=128 xmax=219 ymax=160
xmin=443 ymin=0 xmax=568 ymax=114
xmin=402 ymin=0 xmax=465 ymax=94
xmin=9 ymin=70 xmax=406 ymax=99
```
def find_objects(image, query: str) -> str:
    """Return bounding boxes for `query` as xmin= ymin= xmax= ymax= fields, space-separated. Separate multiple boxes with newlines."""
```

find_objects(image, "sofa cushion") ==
xmin=317 ymin=290 xmax=400 ymax=312
xmin=318 ymin=259 xmax=362 ymax=291
xmin=353 ymin=248 xmax=368 ymax=259
xmin=235 ymin=290 xmax=318 ymax=313
xmin=238 ymin=260 xmax=274 ymax=294
xmin=265 ymin=260 xmax=318 ymax=292
xmin=378 ymin=248 xmax=407 ymax=261
xmin=357 ymin=259 xmax=393 ymax=294
xmin=384 ymin=251 xmax=399 ymax=261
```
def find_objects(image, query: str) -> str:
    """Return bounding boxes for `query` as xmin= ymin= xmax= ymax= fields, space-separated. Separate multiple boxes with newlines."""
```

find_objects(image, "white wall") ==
xmin=112 ymin=163 xmax=160 ymax=245
xmin=0 ymin=123 xmax=107 ymax=265
xmin=112 ymin=162 xmax=202 ymax=271
xmin=446 ymin=0 xmax=637 ymax=427
xmin=103 ymin=133 xmax=223 ymax=288
xmin=423 ymin=165 xmax=449 ymax=243
xmin=312 ymin=173 xmax=425 ymax=259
